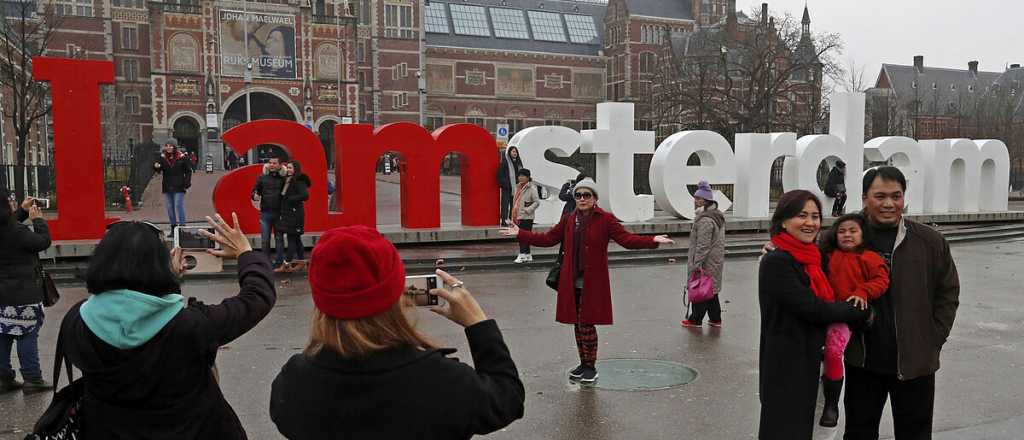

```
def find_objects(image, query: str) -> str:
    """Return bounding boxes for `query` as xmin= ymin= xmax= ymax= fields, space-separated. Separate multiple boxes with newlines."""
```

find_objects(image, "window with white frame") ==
xmin=123 ymin=59 xmax=139 ymax=82
xmin=385 ymin=4 xmax=415 ymax=39
xmin=581 ymin=120 xmax=596 ymax=130
xmin=639 ymin=52 xmax=657 ymax=74
xmin=392 ymin=92 xmax=408 ymax=109
xmin=55 ymin=0 xmax=93 ymax=17
xmin=122 ymin=27 xmax=138 ymax=51
xmin=124 ymin=94 xmax=140 ymax=115
xmin=392 ymin=62 xmax=408 ymax=80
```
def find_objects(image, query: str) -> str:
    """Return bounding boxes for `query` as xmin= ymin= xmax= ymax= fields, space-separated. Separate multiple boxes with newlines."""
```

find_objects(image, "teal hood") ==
xmin=79 ymin=289 xmax=185 ymax=349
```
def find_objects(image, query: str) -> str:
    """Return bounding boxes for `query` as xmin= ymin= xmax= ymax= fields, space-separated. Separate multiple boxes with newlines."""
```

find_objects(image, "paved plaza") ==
xmin=2 ymin=237 xmax=1023 ymax=439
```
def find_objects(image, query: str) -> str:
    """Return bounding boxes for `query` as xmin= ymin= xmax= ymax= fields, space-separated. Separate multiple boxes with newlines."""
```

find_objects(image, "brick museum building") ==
xmin=1 ymin=0 xmax=810 ymax=180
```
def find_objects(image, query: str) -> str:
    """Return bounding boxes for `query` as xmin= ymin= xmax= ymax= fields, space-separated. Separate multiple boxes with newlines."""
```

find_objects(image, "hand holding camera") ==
xmin=429 ymin=269 xmax=488 ymax=328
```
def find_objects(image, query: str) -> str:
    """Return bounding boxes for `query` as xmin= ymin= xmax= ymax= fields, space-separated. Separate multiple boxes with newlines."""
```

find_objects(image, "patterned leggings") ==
xmin=573 ymin=288 xmax=598 ymax=368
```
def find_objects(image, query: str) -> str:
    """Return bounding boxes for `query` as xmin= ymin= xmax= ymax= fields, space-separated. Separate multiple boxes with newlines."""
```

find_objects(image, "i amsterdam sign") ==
xmin=34 ymin=57 xmax=1011 ymax=241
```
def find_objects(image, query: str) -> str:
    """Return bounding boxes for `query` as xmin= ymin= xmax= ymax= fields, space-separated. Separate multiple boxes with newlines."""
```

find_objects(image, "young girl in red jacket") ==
xmin=818 ymin=213 xmax=890 ymax=428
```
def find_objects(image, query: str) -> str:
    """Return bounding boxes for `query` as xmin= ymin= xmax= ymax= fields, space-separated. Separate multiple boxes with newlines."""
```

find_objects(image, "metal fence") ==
xmin=0 ymin=165 xmax=54 ymax=199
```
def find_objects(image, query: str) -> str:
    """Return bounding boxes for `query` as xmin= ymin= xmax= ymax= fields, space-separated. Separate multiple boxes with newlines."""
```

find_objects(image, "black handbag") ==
xmin=35 ymin=259 xmax=60 ymax=307
xmin=545 ymin=248 xmax=563 ymax=291
xmin=25 ymin=327 xmax=84 ymax=440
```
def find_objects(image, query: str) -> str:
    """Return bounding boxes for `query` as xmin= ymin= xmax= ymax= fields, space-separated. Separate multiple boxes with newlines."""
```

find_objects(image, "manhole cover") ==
xmin=585 ymin=359 xmax=698 ymax=391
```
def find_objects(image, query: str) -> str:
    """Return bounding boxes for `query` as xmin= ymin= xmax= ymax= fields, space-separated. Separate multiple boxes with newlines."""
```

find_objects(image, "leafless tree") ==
xmin=645 ymin=9 xmax=844 ymax=142
xmin=0 ymin=1 xmax=62 ymax=201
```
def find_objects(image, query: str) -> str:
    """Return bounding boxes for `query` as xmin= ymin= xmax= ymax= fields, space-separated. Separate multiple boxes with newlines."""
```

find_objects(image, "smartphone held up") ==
xmin=404 ymin=274 xmax=445 ymax=307
xmin=174 ymin=226 xmax=223 ymax=274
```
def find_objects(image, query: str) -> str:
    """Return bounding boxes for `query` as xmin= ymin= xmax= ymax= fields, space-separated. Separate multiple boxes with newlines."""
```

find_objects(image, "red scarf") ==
xmin=770 ymin=232 xmax=834 ymax=302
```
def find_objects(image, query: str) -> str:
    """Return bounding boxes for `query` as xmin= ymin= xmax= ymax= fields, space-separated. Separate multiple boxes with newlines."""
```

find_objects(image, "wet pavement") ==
xmin=3 ymin=238 xmax=1024 ymax=439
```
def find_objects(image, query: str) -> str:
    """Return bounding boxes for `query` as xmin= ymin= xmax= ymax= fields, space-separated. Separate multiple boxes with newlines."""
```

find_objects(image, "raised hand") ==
xmin=200 ymin=213 xmax=253 ymax=259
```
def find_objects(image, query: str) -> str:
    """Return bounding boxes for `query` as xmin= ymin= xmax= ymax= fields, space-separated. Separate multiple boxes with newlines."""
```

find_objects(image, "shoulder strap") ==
xmin=50 ymin=316 xmax=75 ymax=394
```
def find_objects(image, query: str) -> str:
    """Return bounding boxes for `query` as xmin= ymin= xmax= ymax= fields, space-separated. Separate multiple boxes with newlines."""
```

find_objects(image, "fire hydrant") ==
xmin=120 ymin=185 xmax=133 ymax=213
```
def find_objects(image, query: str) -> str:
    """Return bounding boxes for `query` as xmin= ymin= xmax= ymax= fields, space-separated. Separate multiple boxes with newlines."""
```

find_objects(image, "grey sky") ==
xmin=741 ymin=0 xmax=1021 ymax=85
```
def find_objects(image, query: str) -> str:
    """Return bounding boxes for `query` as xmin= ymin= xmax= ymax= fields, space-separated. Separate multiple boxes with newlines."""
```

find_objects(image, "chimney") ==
xmin=761 ymin=3 xmax=769 ymax=26
xmin=968 ymin=61 xmax=979 ymax=75
xmin=913 ymin=55 xmax=924 ymax=73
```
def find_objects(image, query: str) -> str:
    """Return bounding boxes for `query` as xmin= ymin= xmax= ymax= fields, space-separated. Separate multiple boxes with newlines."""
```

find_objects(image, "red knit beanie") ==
xmin=308 ymin=226 xmax=406 ymax=319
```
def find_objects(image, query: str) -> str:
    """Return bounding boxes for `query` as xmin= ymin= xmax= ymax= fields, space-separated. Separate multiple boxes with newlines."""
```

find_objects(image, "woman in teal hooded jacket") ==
xmin=58 ymin=214 xmax=276 ymax=439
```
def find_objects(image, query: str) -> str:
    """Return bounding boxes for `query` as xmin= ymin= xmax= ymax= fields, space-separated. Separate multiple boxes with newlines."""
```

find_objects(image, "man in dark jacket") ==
xmin=558 ymin=171 xmax=588 ymax=217
xmin=252 ymin=156 xmax=287 ymax=266
xmin=844 ymin=166 xmax=960 ymax=439
xmin=154 ymin=139 xmax=192 ymax=236
xmin=825 ymin=160 xmax=847 ymax=216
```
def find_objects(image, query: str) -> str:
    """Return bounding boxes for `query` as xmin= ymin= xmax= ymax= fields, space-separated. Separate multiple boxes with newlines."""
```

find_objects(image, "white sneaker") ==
xmin=514 ymin=254 xmax=526 ymax=263
xmin=523 ymin=254 xmax=533 ymax=262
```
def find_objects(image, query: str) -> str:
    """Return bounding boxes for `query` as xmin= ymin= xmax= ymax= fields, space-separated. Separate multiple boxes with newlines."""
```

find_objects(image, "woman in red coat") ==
xmin=501 ymin=178 xmax=673 ymax=383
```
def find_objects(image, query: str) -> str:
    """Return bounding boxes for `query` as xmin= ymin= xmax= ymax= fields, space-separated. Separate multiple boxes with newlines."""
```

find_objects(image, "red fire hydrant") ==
xmin=121 ymin=185 xmax=133 ymax=213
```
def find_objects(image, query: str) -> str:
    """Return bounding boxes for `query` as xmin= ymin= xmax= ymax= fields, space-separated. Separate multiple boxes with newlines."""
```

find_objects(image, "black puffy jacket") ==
xmin=253 ymin=167 xmax=287 ymax=213
xmin=278 ymin=174 xmax=310 ymax=235
xmin=155 ymin=152 xmax=193 ymax=194
xmin=0 ymin=212 xmax=50 ymax=307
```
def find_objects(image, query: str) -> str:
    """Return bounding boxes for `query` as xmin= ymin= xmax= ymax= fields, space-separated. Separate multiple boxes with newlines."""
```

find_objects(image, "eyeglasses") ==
xmin=105 ymin=220 xmax=164 ymax=236
xmin=573 ymin=192 xmax=594 ymax=201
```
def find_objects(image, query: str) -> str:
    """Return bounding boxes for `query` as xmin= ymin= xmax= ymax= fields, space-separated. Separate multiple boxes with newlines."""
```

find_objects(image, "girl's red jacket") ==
xmin=828 ymin=249 xmax=890 ymax=301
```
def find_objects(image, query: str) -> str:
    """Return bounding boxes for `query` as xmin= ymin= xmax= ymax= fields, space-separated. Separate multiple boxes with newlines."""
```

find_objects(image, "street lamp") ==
xmin=416 ymin=70 xmax=426 ymax=127
xmin=244 ymin=62 xmax=254 ymax=164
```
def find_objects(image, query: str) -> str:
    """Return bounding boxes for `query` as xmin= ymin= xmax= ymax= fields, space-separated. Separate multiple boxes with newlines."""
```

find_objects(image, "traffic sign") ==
xmin=496 ymin=124 xmax=509 ymax=140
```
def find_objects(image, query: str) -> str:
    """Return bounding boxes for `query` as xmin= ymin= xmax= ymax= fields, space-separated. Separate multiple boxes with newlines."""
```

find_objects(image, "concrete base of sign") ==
xmin=40 ymin=210 xmax=1024 ymax=259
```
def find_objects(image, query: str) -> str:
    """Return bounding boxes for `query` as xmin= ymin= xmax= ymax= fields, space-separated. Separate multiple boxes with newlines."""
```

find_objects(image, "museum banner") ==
xmin=219 ymin=10 xmax=297 ymax=79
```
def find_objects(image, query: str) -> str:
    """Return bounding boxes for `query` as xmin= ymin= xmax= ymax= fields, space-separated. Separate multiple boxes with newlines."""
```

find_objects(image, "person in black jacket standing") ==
xmin=758 ymin=190 xmax=869 ymax=440
xmin=271 ymin=226 xmax=525 ymax=439
xmin=252 ymin=155 xmax=287 ymax=267
xmin=154 ymin=139 xmax=192 ymax=236
xmin=60 ymin=213 xmax=275 ymax=440
xmin=0 ymin=190 xmax=53 ymax=393
xmin=277 ymin=161 xmax=310 ymax=273
xmin=558 ymin=171 xmax=588 ymax=217
xmin=824 ymin=160 xmax=847 ymax=217
xmin=496 ymin=146 xmax=522 ymax=226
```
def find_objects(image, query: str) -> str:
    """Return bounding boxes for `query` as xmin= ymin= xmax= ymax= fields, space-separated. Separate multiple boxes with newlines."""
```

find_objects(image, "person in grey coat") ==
xmin=512 ymin=168 xmax=539 ymax=263
xmin=681 ymin=181 xmax=726 ymax=328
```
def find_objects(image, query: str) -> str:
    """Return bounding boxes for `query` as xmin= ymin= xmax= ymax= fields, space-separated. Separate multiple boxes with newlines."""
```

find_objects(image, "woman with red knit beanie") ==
xmin=757 ymin=190 xmax=871 ymax=440
xmin=270 ymin=226 xmax=525 ymax=439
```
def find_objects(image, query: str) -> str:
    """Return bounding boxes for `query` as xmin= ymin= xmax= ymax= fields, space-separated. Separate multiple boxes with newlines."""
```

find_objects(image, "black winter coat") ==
xmin=277 ymin=174 xmax=310 ymax=235
xmin=155 ymin=152 xmax=193 ymax=194
xmin=824 ymin=167 xmax=845 ymax=197
xmin=558 ymin=180 xmax=576 ymax=216
xmin=496 ymin=153 xmax=521 ymax=191
xmin=757 ymin=250 xmax=868 ymax=440
xmin=60 ymin=251 xmax=277 ymax=440
xmin=0 ymin=215 xmax=50 ymax=307
xmin=270 ymin=319 xmax=526 ymax=440
xmin=253 ymin=169 xmax=287 ymax=213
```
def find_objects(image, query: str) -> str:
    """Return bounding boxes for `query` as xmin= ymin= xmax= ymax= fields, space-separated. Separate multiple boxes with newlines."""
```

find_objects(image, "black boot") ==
xmin=0 ymin=371 xmax=22 ymax=394
xmin=819 ymin=377 xmax=843 ymax=427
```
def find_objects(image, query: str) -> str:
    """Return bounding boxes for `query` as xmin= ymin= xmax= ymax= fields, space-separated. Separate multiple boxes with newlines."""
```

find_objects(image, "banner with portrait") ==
xmin=219 ymin=10 xmax=297 ymax=79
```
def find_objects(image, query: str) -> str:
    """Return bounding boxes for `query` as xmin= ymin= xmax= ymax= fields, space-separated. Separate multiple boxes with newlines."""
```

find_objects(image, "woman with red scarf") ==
xmin=757 ymin=190 xmax=870 ymax=440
